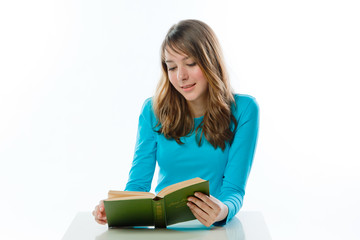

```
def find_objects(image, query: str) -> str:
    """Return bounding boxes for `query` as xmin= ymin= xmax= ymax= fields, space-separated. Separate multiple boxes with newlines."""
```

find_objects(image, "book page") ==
xmin=157 ymin=177 xmax=206 ymax=198
xmin=107 ymin=190 xmax=155 ymax=200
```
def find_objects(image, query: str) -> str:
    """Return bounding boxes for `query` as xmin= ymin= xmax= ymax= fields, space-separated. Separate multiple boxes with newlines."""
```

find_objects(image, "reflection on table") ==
xmin=62 ymin=211 xmax=271 ymax=240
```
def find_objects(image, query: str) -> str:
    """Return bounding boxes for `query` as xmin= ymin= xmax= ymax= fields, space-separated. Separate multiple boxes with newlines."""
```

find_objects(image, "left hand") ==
xmin=187 ymin=192 xmax=228 ymax=227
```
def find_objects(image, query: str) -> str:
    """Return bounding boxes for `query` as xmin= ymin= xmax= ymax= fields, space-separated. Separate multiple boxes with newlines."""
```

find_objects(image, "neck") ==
xmin=187 ymin=100 xmax=207 ymax=118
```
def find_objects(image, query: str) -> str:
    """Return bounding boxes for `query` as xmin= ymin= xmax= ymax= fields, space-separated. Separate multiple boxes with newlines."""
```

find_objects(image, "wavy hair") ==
xmin=153 ymin=19 xmax=237 ymax=151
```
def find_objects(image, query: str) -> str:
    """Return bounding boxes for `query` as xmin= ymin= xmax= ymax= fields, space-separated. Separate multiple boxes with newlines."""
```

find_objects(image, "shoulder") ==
xmin=139 ymin=97 xmax=158 ymax=127
xmin=232 ymin=94 xmax=259 ymax=116
xmin=233 ymin=94 xmax=258 ymax=105
xmin=140 ymin=97 xmax=154 ymax=113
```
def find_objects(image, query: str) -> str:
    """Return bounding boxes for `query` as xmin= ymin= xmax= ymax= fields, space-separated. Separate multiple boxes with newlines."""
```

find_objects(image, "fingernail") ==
xmin=194 ymin=192 xmax=199 ymax=197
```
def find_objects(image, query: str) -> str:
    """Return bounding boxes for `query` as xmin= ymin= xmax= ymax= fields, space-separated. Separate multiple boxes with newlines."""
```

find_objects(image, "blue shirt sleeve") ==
xmin=214 ymin=96 xmax=259 ymax=225
xmin=124 ymin=98 xmax=157 ymax=192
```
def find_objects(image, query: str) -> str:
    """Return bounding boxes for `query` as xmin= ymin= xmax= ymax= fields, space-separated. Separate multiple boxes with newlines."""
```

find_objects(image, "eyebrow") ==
xmin=165 ymin=56 xmax=190 ymax=63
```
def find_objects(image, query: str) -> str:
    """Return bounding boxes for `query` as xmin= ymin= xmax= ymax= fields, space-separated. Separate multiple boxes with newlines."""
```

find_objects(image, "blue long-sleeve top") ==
xmin=125 ymin=94 xmax=259 ymax=225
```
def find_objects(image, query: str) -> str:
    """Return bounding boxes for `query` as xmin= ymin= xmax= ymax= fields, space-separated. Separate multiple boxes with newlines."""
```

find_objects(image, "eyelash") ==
xmin=168 ymin=62 xmax=196 ymax=71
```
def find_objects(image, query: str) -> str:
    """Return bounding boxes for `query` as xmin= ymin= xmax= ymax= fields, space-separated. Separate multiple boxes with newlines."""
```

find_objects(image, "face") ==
xmin=164 ymin=47 xmax=209 ymax=108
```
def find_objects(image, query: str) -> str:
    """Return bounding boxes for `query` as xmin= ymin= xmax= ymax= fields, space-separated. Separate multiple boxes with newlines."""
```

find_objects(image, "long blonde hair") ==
xmin=153 ymin=19 xmax=237 ymax=151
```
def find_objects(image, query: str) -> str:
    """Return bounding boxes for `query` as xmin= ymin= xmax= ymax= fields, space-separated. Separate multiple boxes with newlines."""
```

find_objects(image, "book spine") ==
xmin=152 ymin=198 xmax=167 ymax=228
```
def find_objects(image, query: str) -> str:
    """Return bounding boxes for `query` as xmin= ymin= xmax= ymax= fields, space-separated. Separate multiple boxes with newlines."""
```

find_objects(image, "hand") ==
xmin=92 ymin=200 xmax=107 ymax=225
xmin=187 ymin=192 xmax=228 ymax=227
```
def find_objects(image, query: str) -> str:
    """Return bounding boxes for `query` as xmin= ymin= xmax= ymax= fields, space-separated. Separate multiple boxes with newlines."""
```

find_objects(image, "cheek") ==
xmin=168 ymin=73 xmax=179 ymax=88
xmin=167 ymin=71 xmax=175 ymax=81
xmin=168 ymin=73 xmax=174 ymax=83
xmin=169 ymin=75 xmax=179 ymax=89
xmin=193 ymin=68 xmax=207 ymax=84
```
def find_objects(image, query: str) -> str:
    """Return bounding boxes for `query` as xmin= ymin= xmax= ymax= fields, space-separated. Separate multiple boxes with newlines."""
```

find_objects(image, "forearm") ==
xmin=215 ymin=189 xmax=244 ymax=225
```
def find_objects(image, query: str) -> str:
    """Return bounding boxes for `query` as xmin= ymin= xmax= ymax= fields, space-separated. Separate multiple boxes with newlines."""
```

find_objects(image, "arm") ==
xmin=216 ymin=96 xmax=259 ymax=225
xmin=93 ymin=98 xmax=157 ymax=225
xmin=187 ymin=97 xmax=259 ymax=226
xmin=125 ymin=98 xmax=157 ymax=192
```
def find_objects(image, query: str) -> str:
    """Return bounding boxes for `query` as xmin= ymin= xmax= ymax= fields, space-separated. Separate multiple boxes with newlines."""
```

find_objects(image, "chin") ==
xmin=182 ymin=94 xmax=198 ymax=102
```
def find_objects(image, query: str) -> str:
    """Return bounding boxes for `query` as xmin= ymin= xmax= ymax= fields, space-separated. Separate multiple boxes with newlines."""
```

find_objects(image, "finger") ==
xmin=96 ymin=218 xmax=107 ymax=225
xmin=93 ymin=205 xmax=107 ymax=220
xmin=97 ymin=210 xmax=107 ymax=220
xmin=92 ymin=209 xmax=97 ymax=217
xmin=187 ymin=201 xmax=210 ymax=220
xmin=93 ymin=205 xmax=99 ymax=217
xmin=95 ymin=216 xmax=105 ymax=223
xmin=95 ymin=215 xmax=107 ymax=224
xmin=194 ymin=192 xmax=218 ymax=210
xmin=188 ymin=196 xmax=215 ymax=219
xmin=98 ymin=204 xmax=107 ymax=217
xmin=188 ymin=196 xmax=212 ymax=212
xmin=195 ymin=193 xmax=222 ymax=218
xmin=99 ymin=200 xmax=105 ymax=212
xmin=187 ymin=202 xmax=209 ymax=226
xmin=192 ymin=210 xmax=210 ymax=227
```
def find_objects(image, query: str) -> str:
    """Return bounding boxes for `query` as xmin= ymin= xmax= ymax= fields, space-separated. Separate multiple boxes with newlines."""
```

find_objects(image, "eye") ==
xmin=168 ymin=66 xmax=177 ymax=71
xmin=187 ymin=62 xmax=196 ymax=67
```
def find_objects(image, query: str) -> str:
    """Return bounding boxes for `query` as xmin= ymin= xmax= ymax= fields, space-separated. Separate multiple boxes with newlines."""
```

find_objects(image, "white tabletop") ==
xmin=62 ymin=211 xmax=271 ymax=240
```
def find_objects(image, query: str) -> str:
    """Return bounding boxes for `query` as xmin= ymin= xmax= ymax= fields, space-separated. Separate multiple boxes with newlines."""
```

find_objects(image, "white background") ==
xmin=0 ymin=0 xmax=359 ymax=239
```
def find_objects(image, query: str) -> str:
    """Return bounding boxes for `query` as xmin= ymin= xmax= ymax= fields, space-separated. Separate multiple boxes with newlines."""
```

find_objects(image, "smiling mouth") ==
xmin=181 ymin=83 xmax=196 ymax=89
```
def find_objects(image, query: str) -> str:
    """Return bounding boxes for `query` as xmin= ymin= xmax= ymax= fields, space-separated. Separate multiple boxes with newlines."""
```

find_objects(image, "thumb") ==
xmin=99 ymin=200 xmax=105 ymax=212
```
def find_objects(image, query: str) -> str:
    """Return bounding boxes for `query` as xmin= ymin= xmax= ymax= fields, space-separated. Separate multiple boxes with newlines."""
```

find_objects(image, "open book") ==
xmin=103 ymin=177 xmax=209 ymax=228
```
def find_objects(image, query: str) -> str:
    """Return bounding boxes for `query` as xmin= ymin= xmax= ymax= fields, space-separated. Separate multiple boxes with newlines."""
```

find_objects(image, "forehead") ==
xmin=164 ymin=47 xmax=190 ymax=62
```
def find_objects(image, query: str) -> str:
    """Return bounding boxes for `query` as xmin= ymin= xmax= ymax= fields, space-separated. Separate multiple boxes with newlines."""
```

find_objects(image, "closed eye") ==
xmin=168 ymin=62 xmax=196 ymax=71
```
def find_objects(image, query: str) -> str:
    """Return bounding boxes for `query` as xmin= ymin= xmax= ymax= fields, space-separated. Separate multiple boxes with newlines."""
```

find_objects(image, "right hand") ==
xmin=92 ymin=200 xmax=107 ymax=225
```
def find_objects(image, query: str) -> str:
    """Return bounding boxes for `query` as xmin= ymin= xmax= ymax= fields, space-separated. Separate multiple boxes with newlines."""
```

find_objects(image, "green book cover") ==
xmin=104 ymin=177 xmax=210 ymax=228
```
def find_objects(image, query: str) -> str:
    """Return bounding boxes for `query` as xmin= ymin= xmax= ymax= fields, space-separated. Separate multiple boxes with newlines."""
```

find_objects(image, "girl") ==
xmin=93 ymin=19 xmax=259 ymax=227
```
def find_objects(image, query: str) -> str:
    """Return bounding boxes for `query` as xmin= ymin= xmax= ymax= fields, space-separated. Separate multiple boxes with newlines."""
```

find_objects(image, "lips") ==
xmin=181 ymin=83 xmax=196 ymax=89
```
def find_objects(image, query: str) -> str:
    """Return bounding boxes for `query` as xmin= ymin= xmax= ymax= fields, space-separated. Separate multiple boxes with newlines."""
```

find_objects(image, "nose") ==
xmin=177 ymin=66 xmax=188 ymax=81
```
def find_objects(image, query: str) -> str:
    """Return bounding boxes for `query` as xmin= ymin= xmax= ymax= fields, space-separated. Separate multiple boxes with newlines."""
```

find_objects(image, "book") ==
xmin=103 ymin=177 xmax=210 ymax=228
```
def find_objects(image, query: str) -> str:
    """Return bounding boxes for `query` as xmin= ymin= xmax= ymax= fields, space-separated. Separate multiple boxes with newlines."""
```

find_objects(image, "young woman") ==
xmin=93 ymin=19 xmax=259 ymax=227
